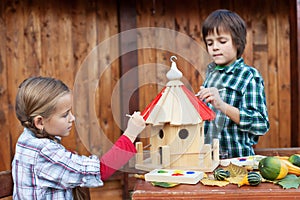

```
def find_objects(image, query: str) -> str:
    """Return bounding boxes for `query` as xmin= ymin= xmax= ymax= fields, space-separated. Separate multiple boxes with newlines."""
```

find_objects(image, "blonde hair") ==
xmin=15 ymin=76 xmax=70 ymax=138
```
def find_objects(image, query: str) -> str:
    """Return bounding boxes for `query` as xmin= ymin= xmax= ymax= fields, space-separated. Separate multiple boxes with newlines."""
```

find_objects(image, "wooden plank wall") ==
xmin=291 ymin=0 xmax=300 ymax=147
xmin=136 ymin=0 xmax=292 ymax=149
xmin=0 ymin=0 xmax=297 ymax=199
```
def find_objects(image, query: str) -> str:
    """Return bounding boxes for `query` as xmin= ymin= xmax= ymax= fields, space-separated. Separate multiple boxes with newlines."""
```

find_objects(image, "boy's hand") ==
xmin=123 ymin=111 xmax=146 ymax=142
xmin=197 ymin=86 xmax=225 ymax=110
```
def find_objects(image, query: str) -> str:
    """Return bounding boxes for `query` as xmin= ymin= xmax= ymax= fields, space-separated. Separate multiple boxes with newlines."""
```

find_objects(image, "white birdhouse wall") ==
xmin=150 ymin=123 xmax=204 ymax=167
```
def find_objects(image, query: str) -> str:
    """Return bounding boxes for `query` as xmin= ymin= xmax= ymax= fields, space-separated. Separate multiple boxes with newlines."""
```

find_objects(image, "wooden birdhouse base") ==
xmin=135 ymin=139 xmax=220 ymax=172
xmin=135 ymin=158 xmax=219 ymax=172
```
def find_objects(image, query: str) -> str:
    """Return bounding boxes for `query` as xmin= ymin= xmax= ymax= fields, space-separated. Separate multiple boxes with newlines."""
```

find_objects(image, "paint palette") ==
xmin=220 ymin=155 xmax=266 ymax=169
xmin=145 ymin=169 xmax=204 ymax=184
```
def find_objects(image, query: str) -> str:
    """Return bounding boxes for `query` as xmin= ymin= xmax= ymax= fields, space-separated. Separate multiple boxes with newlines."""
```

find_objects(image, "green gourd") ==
xmin=247 ymin=172 xmax=262 ymax=186
xmin=288 ymin=154 xmax=300 ymax=167
xmin=258 ymin=156 xmax=288 ymax=180
xmin=238 ymin=171 xmax=262 ymax=187
xmin=214 ymin=168 xmax=230 ymax=181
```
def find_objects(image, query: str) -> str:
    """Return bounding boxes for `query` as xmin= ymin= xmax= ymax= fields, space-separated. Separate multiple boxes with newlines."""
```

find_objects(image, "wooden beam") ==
xmin=290 ymin=0 xmax=300 ymax=146
xmin=118 ymin=0 xmax=139 ymax=130
xmin=297 ymin=0 xmax=300 ymax=146
xmin=118 ymin=1 xmax=138 ymax=199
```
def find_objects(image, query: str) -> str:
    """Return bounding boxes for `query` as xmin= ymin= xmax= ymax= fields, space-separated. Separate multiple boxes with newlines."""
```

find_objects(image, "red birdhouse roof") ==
xmin=141 ymin=56 xmax=215 ymax=125
xmin=141 ymin=82 xmax=215 ymax=125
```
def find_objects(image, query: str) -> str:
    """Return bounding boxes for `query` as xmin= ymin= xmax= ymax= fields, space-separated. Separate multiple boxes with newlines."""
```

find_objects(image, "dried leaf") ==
xmin=151 ymin=182 xmax=180 ymax=188
xmin=134 ymin=174 xmax=145 ymax=180
xmin=274 ymin=174 xmax=300 ymax=189
xmin=223 ymin=163 xmax=248 ymax=177
xmin=226 ymin=175 xmax=245 ymax=185
xmin=200 ymin=179 xmax=230 ymax=187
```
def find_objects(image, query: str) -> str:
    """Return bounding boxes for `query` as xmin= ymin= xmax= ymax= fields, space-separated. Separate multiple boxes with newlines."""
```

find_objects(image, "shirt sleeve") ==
xmin=100 ymin=135 xmax=136 ymax=180
xmin=239 ymin=76 xmax=270 ymax=135
xmin=36 ymin=142 xmax=103 ymax=189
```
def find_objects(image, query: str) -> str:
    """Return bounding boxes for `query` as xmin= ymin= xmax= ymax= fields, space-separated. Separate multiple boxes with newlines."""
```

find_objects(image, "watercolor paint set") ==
xmin=145 ymin=169 xmax=204 ymax=184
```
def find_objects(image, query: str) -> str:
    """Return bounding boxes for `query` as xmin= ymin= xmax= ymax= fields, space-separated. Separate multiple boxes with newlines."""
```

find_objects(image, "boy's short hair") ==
xmin=202 ymin=9 xmax=247 ymax=58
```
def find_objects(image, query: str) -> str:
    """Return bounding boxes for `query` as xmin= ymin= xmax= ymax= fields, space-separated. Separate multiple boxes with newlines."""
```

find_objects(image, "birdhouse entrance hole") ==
xmin=158 ymin=129 xmax=164 ymax=139
xmin=178 ymin=129 xmax=189 ymax=139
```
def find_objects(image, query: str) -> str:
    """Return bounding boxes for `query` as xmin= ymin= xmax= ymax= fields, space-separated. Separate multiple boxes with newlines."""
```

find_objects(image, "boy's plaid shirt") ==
xmin=203 ymin=58 xmax=270 ymax=158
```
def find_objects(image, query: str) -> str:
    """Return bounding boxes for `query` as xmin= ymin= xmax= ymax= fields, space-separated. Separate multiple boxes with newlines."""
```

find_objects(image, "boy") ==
xmin=197 ymin=9 xmax=269 ymax=158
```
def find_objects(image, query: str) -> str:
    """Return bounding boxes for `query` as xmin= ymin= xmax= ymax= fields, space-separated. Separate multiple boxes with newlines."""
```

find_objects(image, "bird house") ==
xmin=135 ymin=56 xmax=219 ymax=172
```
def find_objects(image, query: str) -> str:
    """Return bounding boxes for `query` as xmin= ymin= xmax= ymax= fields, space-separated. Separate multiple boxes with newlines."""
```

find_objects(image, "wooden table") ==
xmin=132 ymin=179 xmax=300 ymax=199
xmin=132 ymin=148 xmax=300 ymax=200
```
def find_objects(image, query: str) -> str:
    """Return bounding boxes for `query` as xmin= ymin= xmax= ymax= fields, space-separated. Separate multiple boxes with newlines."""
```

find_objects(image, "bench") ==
xmin=0 ymin=170 xmax=13 ymax=199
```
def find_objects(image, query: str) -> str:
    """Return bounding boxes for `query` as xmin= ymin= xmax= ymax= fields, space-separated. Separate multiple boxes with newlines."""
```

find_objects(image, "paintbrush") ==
xmin=195 ymin=88 xmax=226 ymax=97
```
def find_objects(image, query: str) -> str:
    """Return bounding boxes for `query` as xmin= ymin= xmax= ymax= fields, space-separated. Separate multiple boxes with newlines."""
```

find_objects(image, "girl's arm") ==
xmin=100 ymin=111 xmax=145 ymax=180
xmin=100 ymin=135 xmax=136 ymax=180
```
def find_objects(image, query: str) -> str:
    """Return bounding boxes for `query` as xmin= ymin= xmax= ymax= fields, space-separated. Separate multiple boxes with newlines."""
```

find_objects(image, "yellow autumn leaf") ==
xmin=223 ymin=163 xmax=248 ymax=177
xmin=200 ymin=178 xmax=230 ymax=187
xmin=226 ymin=175 xmax=245 ymax=185
xmin=151 ymin=182 xmax=180 ymax=188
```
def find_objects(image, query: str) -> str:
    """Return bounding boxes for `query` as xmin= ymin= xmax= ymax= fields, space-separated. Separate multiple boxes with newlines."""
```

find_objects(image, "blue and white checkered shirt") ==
xmin=203 ymin=58 xmax=270 ymax=158
xmin=12 ymin=128 xmax=103 ymax=200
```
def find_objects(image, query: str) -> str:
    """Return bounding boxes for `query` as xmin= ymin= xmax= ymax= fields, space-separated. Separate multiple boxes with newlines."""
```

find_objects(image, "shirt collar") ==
xmin=208 ymin=58 xmax=244 ymax=73
xmin=24 ymin=127 xmax=62 ymax=143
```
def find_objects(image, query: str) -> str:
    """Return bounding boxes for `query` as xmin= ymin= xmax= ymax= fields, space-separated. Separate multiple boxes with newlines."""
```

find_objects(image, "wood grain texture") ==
xmin=132 ymin=148 xmax=300 ymax=200
xmin=276 ymin=0 xmax=291 ymax=148
xmin=0 ymin=0 xmax=298 ymax=199
xmin=0 ymin=1 xmax=11 ymax=171
xmin=132 ymin=179 xmax=300 ymax=200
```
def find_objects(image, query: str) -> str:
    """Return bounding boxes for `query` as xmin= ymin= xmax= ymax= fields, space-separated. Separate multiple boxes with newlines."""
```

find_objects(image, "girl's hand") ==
xmin=123 ymin=111 xmax=146 ymax=142
xmin=197 ymin=86 xmax=225 ymax=110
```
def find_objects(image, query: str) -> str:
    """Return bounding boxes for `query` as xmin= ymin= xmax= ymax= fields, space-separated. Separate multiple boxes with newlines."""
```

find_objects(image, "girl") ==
xmin=12 ymin=76 xmax=145 ymax=199
xmin=197 ymin=9 xmax=269 ymax=158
